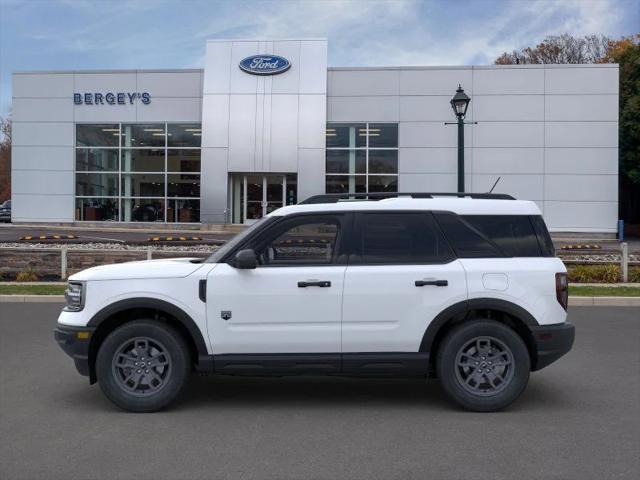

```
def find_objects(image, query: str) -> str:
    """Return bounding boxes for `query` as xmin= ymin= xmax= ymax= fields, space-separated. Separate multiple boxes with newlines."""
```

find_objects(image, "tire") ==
xmin=96 ymin=320 xmax=190 ymax=412
xmin=436 ymin=319 xmax=530 ymax=412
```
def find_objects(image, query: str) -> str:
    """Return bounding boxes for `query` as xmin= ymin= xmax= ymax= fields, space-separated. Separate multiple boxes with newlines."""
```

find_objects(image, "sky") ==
xmin=0 ymin=0 xmax=638 ymax=116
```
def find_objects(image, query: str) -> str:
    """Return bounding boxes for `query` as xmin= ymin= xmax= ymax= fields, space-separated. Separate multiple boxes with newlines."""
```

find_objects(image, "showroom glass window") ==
xmin=325 ymin=123 xmax=398 ymax=194
xmin=75 ymin=124 xmax=201 ymax=222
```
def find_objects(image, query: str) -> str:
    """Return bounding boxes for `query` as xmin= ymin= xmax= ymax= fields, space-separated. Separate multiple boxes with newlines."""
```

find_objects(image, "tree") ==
xmin=495 ymin=34 xmax=610 ymax=64
xmin=602 ymin=35 xmax=640 ymax=225
xmin=495 ymin=34 xmax=640 ymax=226
xmin=0 ymin=116 xmax=10 ymax=203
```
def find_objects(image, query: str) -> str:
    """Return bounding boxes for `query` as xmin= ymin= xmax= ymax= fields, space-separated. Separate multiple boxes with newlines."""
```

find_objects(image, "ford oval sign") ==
xmin=239 ymin=55 xmax=291 ymax=75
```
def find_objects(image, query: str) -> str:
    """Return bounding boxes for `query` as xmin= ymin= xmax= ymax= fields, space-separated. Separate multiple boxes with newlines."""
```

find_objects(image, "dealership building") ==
xmin=11 ymin=39 xmax=619 ymax=232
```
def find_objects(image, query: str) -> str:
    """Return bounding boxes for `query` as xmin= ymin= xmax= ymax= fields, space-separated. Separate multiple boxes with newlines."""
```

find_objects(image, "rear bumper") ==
xmin=531 ymin=321 xmax=575 ymax=371
xmin=54 ymin=324 xmax=95 ymax=377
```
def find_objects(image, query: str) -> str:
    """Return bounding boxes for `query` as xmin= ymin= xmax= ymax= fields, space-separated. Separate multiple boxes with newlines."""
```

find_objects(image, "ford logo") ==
xmin=239 ymin=55 xmax=291 ymax=76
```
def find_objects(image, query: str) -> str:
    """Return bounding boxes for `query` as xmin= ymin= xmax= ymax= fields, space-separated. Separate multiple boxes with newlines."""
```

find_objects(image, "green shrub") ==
xmin=15 ymin=268 xmax=38 ymax=282
xmin=567 ymin=264 xmax=620 ymax=283
xmin=629 ymin=266 xmax=640 ymax=283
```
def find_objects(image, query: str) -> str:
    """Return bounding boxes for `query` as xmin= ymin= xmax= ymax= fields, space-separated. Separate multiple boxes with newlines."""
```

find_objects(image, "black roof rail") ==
xmin=298 ymin=192 xmax=516 ymax=204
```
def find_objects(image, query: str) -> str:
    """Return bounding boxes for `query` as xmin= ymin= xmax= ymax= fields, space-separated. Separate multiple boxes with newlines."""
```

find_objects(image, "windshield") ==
xmin=205 ymin=216 xmax=273 ymax=263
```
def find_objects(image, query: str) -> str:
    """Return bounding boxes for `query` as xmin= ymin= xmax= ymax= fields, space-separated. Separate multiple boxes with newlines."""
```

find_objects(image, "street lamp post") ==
xmin=446 ymin=85 xmax=473 ymax=193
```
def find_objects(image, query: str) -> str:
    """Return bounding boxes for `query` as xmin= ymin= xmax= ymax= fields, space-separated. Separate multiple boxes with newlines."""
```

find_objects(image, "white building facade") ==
xmin=11 ymin=39 xmax=619 ymax=232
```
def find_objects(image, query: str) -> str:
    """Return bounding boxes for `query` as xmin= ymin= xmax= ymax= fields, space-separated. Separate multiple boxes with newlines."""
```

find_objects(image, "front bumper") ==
xmin=531 ymin=321 xmax=575 ymax=371
xmin=54 ymin=324 xmax=95 ymax=377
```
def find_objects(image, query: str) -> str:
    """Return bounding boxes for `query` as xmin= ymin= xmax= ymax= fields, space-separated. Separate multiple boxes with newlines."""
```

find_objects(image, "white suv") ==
xmin=55 ymin=193 xmax=574 ymax=412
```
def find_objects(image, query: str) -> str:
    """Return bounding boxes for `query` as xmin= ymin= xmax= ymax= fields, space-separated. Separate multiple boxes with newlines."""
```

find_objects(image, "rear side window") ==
xmin=530 ymin=215 xmax=555 ymax=257
xmin=462 ymin=215 xmax=541 ymax=257
xmin=433 ymin=212 xmax=503 ymax=258
xmin=354 ymin=213 xmax=454 ymax=264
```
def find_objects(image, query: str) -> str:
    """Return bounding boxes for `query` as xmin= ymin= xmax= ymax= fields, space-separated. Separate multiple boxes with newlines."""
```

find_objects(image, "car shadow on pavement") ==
xmin=51 ymin=372 xmax=573 ymax=414
xmin=173 ymin=373 xmax=572 ymax=412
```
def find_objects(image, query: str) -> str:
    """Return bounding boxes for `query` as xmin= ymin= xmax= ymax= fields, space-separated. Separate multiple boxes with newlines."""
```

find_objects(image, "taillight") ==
xmin=555 ymin=272 xmax=568 ymax=310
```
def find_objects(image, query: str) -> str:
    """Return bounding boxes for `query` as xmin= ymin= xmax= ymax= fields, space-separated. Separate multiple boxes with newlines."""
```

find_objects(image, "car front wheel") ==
xmin=96 ymin=320 xmax=190 ymax=412
xmin=436 ymin=319 xmax=530 ymax=412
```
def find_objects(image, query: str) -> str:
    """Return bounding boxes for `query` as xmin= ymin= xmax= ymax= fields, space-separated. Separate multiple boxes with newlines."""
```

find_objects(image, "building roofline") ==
xmin=13 ymin=62 xmax=618 ymax=76
xmin=328 ymin=63 xmax=618 ymax=71
xmin=13 ymin=68 xmax=204 ymax=75
xmin=206 ymin=38 xmax=327 ymax=42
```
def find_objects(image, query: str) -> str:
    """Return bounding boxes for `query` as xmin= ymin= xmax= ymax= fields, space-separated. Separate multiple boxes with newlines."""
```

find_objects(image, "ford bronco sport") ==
xmin=55 ymin=192 xmax=575 ymax=412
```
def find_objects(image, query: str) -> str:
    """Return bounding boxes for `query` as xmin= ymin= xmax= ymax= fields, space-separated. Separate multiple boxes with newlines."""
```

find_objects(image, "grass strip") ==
xmin=0 ymin=284 xmax=66 ymax=295
xmin=569 ymin=285 xmax=640 ymax=297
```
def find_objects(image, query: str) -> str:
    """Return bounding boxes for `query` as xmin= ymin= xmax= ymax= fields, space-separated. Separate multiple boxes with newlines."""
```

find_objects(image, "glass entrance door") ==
xmin=265 ymin=175 xmax=284 ymax=215
xmin=245 ymin=175 xmax=264 ymax=221
xmin=230 ymin=174 xmax=297 ymax=224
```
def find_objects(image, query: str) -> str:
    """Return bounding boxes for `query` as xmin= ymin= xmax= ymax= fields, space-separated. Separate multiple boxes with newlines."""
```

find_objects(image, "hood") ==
xmin=69 ymin=257 xmax=205 ymax=281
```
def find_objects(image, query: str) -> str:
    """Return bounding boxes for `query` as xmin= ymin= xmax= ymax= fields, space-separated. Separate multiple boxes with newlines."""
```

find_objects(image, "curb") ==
xmin=0 ymin=295 xmax=65 ymax=303
xmin=1 ymin=295 xmax=639 ymax=306
xmin=568 ymin=296 xmax=640 ymax=306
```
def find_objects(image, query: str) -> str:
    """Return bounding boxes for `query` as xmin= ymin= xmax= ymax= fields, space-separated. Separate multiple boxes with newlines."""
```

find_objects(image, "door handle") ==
xmin=298 ymin=280 xmax=331 ymax=288
xmin=415 ymin=279 xmax=448 ymax=287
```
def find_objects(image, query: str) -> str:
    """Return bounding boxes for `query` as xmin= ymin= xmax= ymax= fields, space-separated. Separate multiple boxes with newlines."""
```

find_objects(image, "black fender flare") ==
xmin=419 ymin=298 xmax=539 ymax=353
xmin=87 ymin=297 xmax=209 ymax=356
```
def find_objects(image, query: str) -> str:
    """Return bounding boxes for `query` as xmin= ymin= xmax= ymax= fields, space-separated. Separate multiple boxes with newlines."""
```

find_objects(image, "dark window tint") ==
xmin=530 ymin=215 xmax=555 ymax=257
xmin=434 ymin=212 xmax=502 ymax=258
xmin=257 ymin=217 xmax=341 ymax=266
xmin=462 ymin=215 xmax=540 ymax=257
xmin=357 ymin=213 xmax=454 ymax=264
xmin=76 ymin=124 xmax=120 ymax=147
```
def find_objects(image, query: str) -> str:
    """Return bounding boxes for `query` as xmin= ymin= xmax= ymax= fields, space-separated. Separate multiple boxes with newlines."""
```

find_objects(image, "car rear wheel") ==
xmin=96 ymin=320 xmax=190 ymax=412
xmin=436 ymin=319 xmax=530 ymax=412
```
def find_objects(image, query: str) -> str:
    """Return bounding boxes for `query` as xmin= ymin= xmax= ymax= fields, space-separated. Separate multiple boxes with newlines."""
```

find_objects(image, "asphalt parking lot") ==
xmin=1 ymin=303 xmax=638 ymax=480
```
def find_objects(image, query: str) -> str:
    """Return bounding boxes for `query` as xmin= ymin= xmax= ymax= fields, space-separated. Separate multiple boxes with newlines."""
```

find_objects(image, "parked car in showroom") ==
xmin=0 ymin=200 xmax=11 ymax=222
xmin=55 ymin=192 xmax=574 ymax=412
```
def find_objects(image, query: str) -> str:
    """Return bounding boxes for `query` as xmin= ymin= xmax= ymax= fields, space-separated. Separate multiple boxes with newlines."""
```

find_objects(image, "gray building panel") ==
xmin=472 ymin=66 xmax=545 ymax=95
xmin=74 ymin=72 xmax=137 ymax=94
xmin=135 ymin=97 xmax=202 ymax=122
xmin=12 ymin=73 xmax=74 ymax=98
xmin=11 ymin=146 xmax=74 ymax=171
xmin=545 ymin=121 xmax=618 ymax=148
xmin=471 ymin=173 xmax=544 ymax=201
xmin=544 ymin=201 xmax=618 ymax=231
xmin=329 ymin=70 xmax=399 ymax=96
xmin=12 ymin=98 xmax=74 ymax=122
xmin=296 ymin=148 xmax=325 ymax=201
xmin=544 ymin=65 xmax=618 ymax=94
xmin=136 ymin=71 xmax=203 ymax=97
xmin=12 ymin=122 xmax=74 ymax=147
xmin=545 ymin=148 xmax=618 ymax=175
xmin=200 ymin=148 xmax=229 ymax=224
xmin=545 ymin=94 xmax=618 ymax=121
xmin=473 ymin=95 xmax=544 ymax=122
xmin=299 ymin=41 xmax=328 ymax=94
xmin=399 ymin=95 xmax=462 ymax=122
xmin=329 ymin=96 xmax=399 ymax=122
xmin=11 ymin=194 xmax=74 ymax=222
xmin=12 ymin=170 xmax=73 ymax=196
xmin=398 ymin=68 xmax=472 ymax=96
xmin=473 ymin=148 xmax=544 ymax=175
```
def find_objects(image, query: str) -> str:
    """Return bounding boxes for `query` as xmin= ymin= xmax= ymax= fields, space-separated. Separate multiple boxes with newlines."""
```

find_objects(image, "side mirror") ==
xmin=234 ymin=249 xmax=258 ymax=269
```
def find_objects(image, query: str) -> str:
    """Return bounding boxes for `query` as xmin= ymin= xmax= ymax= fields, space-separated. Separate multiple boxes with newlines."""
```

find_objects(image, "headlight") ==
xmin=64 ymin=281 xmax=85 ymax=312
